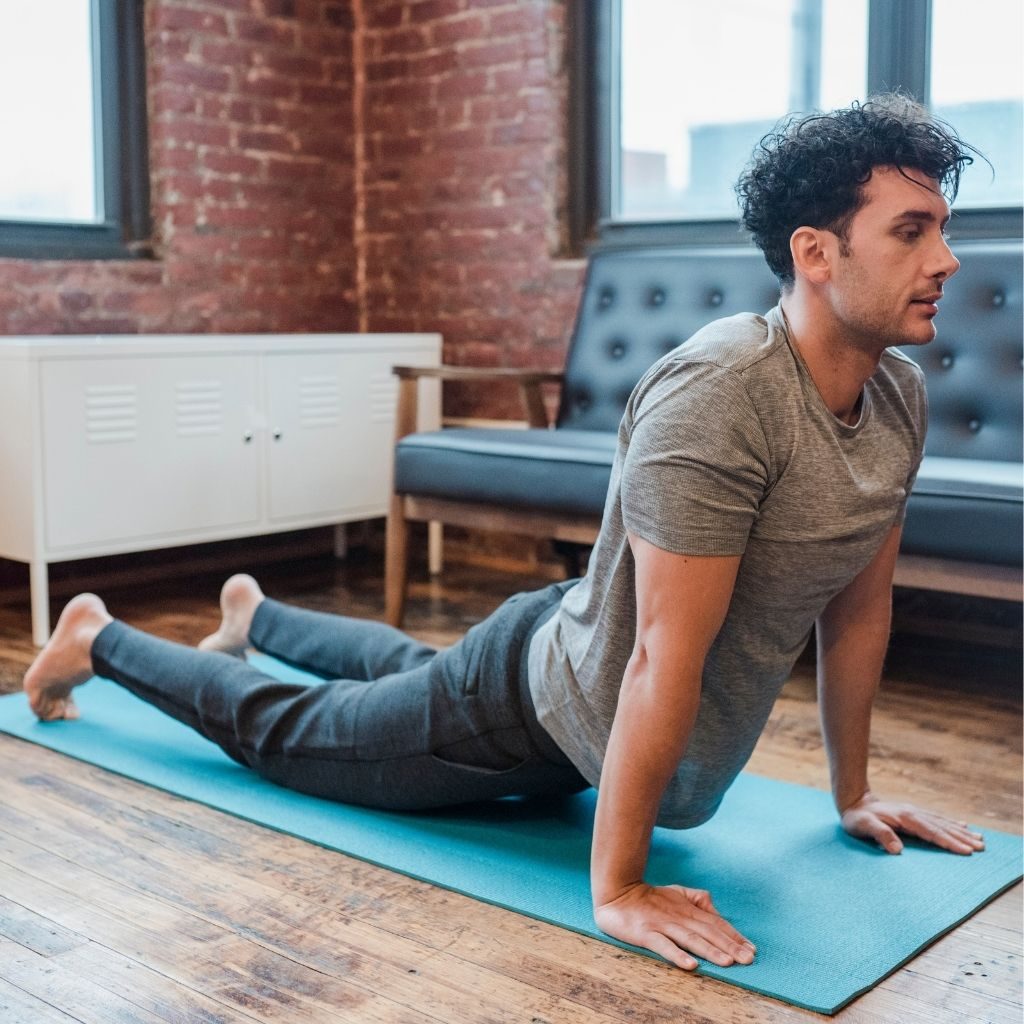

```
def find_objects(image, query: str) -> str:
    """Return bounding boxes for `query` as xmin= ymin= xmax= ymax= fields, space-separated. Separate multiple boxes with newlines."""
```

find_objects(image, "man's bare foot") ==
xmin=24 ymin=594 xmax=113 ymax=721
xmin=198 ymin=574 xmax=265 ymax=656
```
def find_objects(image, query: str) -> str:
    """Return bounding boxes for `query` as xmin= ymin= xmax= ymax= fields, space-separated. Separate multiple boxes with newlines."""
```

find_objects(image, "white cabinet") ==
xmin=0 ymin=333 xmax=441 ymax=644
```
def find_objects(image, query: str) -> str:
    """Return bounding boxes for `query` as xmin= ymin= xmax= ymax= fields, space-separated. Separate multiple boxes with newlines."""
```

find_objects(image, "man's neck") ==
xmin=779 ymin=295 xmax=882 ymax=426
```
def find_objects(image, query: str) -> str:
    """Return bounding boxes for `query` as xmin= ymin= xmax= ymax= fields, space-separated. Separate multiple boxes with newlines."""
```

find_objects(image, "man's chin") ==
xmin=894 ymin=323 xmax=938 ymax=348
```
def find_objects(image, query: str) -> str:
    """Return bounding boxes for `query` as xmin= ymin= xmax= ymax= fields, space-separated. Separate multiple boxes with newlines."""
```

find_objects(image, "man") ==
xmin=24 ymin=95 xmax=985 ymax=973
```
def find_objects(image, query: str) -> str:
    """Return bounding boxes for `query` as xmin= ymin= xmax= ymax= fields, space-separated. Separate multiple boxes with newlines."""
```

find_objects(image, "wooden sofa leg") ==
xmin=385 ymin=494 xmax=410 ymax=628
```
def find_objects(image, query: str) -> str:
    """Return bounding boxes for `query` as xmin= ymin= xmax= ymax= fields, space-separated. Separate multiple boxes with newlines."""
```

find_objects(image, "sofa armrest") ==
xmin=392 ymin=365 xmax=565 ymax=434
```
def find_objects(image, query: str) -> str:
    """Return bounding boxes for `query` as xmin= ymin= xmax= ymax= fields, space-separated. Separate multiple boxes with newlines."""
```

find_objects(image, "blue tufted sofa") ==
xmin=385 ymin=241 xmax=1023 ymax=626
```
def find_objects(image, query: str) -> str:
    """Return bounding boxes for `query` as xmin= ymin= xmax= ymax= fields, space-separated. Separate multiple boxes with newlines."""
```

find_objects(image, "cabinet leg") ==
xmin=385 ymin=495 xmax=409 ymax=628
xmin=333 ymin=523 xmax=348 ymax=559
xmin=428 ymin=521 xmax=443 ymax=576
xmin=30 ymin=560 xmax=51 ymax=648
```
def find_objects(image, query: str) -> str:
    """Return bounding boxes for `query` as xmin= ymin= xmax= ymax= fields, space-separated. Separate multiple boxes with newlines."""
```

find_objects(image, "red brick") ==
xmin=203 ymin=150 xmax=263 ymax=177
xmin=435 ymin=70 xmax=489 ymax=100
xmin=162 ymin=61 xmax=232 ymax=94
xmin=261 ymin=0 xmax=297 ymax=17
xmin=431 ymin=14 xmax=487 ymax=46
xmin=490 ymin=7 xmax=546 ymax=37
xmin=199 ymin=39 xmax=259 ymax=68
xmin=365 ymin=4 xmax=406 ymax=29
xmin=241 ymin=70 xmax=299 ymax=100
xmin=233 ymin=16 xmax=298 ymax=47
xmin=324 ymin=4 xmax=353 ymax=30
xmin=152 ymin=83 xmax=202 ymax=115
xmin=238 ymin=126 xmax=296 ymax=153
xmin=408 ymin=0 xmax=464 ymax=21
xmin=153 ymin=7 xmax=229 ymax=36
xmin=167 ymin=118 xmax=233 ymax=148
xmin=298 ymin=82 xmax=350 ymax=105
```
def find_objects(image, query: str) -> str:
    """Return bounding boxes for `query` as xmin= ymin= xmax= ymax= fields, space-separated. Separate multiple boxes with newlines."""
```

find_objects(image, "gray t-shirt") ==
xmin=527 ymin=306 xmax=926 ymax=829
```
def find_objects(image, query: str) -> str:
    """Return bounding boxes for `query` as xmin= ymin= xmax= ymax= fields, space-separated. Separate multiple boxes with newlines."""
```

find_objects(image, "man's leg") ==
xmin=23 ymin=583 xmax=587 ymax=811
xmin=199 ymin=574 xmax=436 ymax=680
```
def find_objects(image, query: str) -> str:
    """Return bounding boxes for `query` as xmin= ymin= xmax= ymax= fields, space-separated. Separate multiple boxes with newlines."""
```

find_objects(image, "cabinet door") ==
xmin=264 ymin=349 xmax=399 ymax=523
xmin=42 ymin=355 xmax=262 ymax=552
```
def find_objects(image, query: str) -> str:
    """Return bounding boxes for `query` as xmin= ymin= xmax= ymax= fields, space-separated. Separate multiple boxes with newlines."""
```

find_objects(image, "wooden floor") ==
xmin=0 ymin=551 xmax=1020 ymax=1023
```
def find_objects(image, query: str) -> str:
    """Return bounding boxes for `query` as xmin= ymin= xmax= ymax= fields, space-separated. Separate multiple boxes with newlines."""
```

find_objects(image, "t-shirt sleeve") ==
xmin=620 ymin=361 xmax=771 ymax=556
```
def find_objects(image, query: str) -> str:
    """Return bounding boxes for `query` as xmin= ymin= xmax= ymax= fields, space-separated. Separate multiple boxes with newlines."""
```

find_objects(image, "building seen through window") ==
xmin=618 ymin=0 xmax=1023 ymax=222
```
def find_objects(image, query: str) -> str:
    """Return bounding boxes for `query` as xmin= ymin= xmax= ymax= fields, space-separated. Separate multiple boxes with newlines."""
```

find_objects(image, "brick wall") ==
xmin=0 ymin=0 xmax=358 ymax=336
xmin=0 ymin=0 xmax=584 ymax=417
xmin=357 ymin=0 xmax=585 ymax=420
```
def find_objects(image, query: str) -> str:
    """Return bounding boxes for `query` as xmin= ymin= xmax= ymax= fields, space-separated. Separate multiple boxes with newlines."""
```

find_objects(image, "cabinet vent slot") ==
xmin=85 ymin=384 xmax=138 ymax=444
xmin=299 ymin=375 xmax=341 ymax=428
xmin=176 ymin=380 xmax=224 ymax=437
xmin=370 ymin=373 xmax=397 ymax=423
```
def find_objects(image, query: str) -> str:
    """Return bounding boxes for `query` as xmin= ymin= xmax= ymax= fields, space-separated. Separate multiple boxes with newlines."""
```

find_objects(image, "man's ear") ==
xmin=789 ymin=227 xmax=833 ymax=285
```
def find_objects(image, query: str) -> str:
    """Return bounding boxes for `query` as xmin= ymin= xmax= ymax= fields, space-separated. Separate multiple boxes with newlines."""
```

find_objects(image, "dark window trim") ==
xmin=574 ymin=0 xmax=1022 ymax=253
xmin=0 ymin=0 xmax=152 ymax=261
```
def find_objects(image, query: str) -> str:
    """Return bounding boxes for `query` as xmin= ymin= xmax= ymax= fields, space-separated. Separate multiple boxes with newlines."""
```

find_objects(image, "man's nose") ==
xmin=933 ymin=238 xmax=960 ymax=281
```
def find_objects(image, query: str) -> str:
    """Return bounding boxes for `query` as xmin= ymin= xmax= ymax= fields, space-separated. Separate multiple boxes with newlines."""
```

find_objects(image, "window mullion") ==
xmin=867 ymin=0 xmax=931 ymax=101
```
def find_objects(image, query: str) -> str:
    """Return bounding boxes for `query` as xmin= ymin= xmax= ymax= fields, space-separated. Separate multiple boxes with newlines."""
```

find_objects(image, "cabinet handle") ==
xmin=273 ymin=428 xmax=283 ymax=441
xmin=242 ymin=430 xmax=253 ymax=444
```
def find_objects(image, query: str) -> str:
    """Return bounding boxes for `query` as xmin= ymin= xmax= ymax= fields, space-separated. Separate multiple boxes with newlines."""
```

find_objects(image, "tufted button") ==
xmin=575 ymin=390 xmax=592 ymax=412
xmin=649 ymin=287 xmax=666 ymax=307
xmin=662 ymin=337 xmax=680 ymax=353
xmin=707 ymin=289 xmax=724 ymax=307
xmin=967 ymin=417 xmax=982 ymax=434
xmin=992 ymin=290 xmax=1005 ymax=308
xmin=597 ymin=287 xmax=615 ymax=310
xmin=609 ymin=339 xmax=627 ymax=360
xmin=940 ymin=353 xmax=955 ymax=369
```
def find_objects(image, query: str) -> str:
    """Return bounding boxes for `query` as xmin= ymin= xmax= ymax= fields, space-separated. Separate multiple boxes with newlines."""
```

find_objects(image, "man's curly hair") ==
xmin=735 ymin=93 xmax=977 ymax=287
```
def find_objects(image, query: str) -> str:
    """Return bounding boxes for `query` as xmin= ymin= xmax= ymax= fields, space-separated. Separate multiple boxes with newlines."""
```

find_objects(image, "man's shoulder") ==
xmin=877 ymin=346 xmax=927 ymax=397
xmin=666 ymin=311 xmax=780 ymax=374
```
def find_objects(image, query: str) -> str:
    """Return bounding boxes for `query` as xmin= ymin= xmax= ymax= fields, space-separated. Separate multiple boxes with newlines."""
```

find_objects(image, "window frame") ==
xmin=0 ymin=0 xmax=152 ymax=261
xmin=570 ymin=0 xmax=1023 ymax=251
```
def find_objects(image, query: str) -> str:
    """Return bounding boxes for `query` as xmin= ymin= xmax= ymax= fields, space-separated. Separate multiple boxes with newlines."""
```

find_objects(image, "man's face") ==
xmin=826 ymin=165 xmax=960 ymax=350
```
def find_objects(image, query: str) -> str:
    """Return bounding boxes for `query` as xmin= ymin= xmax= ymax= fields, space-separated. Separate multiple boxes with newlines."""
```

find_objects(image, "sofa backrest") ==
xmin=556 ymin=246 xmax=778 ymax=432
xmin=906 ymin=240 xmax=1022 ymax=462
xmin=556 ymin=241 xmax=1023 ymax=464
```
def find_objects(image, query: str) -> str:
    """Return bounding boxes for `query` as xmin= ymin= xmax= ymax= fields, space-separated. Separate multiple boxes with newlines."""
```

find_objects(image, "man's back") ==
xmin=528 ymin=306 xmax=926 ymax=827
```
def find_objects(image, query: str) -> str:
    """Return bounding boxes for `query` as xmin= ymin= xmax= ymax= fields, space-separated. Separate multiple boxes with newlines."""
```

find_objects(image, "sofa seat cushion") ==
xmin=903 ymin=457 xmax=1023 ymax=566
xmin=398 ymin=433 xmax=1022 ymax=568
xmin=395 ymin=428 xmax=617 ymax=516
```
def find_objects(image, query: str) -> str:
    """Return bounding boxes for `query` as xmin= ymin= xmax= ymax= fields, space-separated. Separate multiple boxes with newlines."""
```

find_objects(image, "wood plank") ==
xmin=2 ymin=737 xmax=1019 ymax=1024
xmin=0 ymin=975 xmax=85 ymax=1024
xmin=0 ymin=557 xmax=1019 ymax=1024
xmin=0 ymin=790 xmax=629 ymax=1024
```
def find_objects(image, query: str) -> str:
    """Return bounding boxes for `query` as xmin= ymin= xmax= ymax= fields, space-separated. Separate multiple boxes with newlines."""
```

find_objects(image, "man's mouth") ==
xmin=910 ymin=293 xmax=942 ymax=315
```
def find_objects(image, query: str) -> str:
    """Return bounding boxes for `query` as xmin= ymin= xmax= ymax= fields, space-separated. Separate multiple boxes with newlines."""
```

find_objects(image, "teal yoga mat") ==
xmin=0 ymin=653 xmax=1019 ymax=1015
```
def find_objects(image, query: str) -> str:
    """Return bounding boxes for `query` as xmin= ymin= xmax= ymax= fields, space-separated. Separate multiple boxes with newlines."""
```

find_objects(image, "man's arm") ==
xmin=817 ymin=523 xmax=985 ymax=856
xmin=591 ymin=533 xmax=756 ymax=971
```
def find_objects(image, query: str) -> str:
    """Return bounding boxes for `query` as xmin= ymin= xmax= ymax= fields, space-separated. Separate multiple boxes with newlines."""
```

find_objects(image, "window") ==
xmin=619 ymin=0 xmax=867 ymax=221
xmin=578 ymin=0 xmax=1023 ymax=245
xmin=930 ymin=0 xmax=1023 ymax=210
xmin=0 ymin=0 xmax=151 ymax=259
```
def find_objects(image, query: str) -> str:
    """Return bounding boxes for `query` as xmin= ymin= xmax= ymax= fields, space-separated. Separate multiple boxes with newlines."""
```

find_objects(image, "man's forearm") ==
xmin=817 ymin=603 xmax=890 ymax=812
xmin=591 ymin=653 xmax=701 ymax=905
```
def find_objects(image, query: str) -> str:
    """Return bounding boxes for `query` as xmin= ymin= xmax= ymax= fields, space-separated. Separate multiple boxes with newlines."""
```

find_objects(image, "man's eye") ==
xmin=899 ymin=229 xmax=921 ymax=241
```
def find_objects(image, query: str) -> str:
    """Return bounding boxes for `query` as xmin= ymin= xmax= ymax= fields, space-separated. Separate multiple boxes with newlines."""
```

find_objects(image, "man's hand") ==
xmin=840 ymin=792 xmax=986 ymax=855
xmin=594 ymin=882 xmax=756 ymax=971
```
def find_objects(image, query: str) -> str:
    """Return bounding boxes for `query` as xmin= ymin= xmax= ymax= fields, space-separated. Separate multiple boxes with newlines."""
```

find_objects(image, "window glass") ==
xmin=930 ymin=0 xmax=1023 ymax=209
xmin=619 ymin=0 xmax=868 ymax=220
xmin=0 ymin=0 xmax=99 ymax=223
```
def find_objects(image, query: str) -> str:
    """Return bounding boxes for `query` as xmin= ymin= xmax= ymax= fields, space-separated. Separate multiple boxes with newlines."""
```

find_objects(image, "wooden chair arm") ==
xmin=391 ymin=365 xmax=564 ymax=434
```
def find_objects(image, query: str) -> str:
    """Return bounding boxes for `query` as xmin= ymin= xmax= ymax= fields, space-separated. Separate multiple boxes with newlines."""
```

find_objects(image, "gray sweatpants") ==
xmin=90 ymin=580 xmax=588 ymax=810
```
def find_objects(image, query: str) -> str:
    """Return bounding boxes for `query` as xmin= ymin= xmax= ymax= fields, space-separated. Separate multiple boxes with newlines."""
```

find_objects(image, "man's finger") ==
xmin=662 ymin=924 xmax=738 ymax=968
xmin=871 ymin=821 xmax=903 ymax=853
xmin=645 ymin=931 xmax=699 ymax=971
